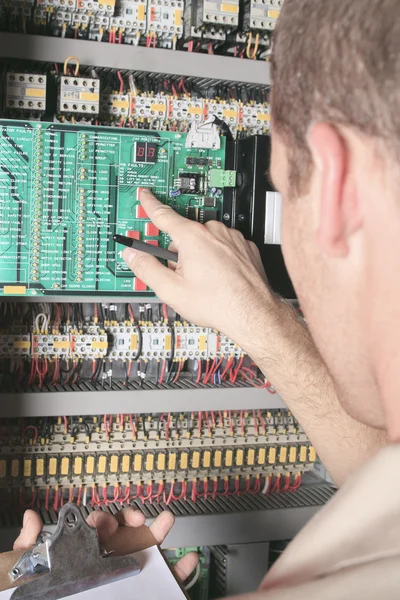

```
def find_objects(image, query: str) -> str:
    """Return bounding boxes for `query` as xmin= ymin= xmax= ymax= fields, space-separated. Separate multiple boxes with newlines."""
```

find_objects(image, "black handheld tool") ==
xmin=113 ymin=234 xmax=179 ymax=263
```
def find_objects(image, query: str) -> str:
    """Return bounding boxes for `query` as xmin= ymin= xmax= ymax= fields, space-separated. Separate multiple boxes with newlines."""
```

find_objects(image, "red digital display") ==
xmin=135 ymin=142 xmax=157 ymax=163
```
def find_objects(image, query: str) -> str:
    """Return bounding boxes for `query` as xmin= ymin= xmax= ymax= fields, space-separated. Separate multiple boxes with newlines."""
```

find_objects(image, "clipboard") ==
xmin=0 ymin=504 xmax=189 ymax=600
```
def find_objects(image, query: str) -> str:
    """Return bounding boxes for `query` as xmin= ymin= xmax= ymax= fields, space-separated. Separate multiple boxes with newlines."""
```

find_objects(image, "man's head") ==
xmin=270 ymin=0 xmax=400 ymax=436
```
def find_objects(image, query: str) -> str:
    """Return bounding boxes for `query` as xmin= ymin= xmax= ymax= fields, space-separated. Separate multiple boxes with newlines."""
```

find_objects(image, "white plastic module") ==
xmin=59 ymin=76 xmax=100 ymax=114
xmin=6 ymin=73 xmax=47 ymax=112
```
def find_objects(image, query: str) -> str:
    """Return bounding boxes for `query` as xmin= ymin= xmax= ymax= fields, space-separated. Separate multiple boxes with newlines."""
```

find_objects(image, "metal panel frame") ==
xmin=0 ymin=387 xmax=285 ymax=417
xmin=0 ymin=33 xmax=271 ymax=85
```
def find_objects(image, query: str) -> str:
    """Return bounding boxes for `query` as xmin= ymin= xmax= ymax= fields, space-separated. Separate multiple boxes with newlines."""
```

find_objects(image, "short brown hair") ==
xmin=271 ymin=0 xmax=400 ymax=194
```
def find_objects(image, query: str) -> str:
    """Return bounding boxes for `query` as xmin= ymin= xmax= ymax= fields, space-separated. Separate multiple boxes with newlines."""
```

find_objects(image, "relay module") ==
xmin=0 ymin=120 xmax=231 ymax=296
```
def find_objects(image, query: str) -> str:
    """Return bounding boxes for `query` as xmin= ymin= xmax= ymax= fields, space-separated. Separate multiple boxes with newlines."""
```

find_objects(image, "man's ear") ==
xmin=308 ymin=123 xmax=362 ymax=258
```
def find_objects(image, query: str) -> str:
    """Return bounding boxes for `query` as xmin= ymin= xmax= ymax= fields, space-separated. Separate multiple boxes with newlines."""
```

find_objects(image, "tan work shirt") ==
xmin=235 ymin=445 xmax=400 ymax=599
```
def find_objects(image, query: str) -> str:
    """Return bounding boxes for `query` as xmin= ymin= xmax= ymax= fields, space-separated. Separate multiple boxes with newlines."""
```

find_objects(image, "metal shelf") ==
xmin=0 ymin=483 xmax=335 ymax=552
xmin=0 ymin=385 xmax=284 ymax=418
xmin=0 ymin=33 xmax=271 ymax=85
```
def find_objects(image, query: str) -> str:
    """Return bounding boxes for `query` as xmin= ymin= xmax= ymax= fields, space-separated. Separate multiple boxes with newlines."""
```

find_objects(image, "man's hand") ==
xmin=14 ymin=508 xmax=198 ymax=584
xmin=122 ymin=189 xmax=273 ymax=350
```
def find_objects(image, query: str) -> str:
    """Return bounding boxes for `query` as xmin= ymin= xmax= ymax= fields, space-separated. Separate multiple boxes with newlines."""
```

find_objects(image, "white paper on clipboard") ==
xmin=0 ymin=547 xmax=186 ymax=600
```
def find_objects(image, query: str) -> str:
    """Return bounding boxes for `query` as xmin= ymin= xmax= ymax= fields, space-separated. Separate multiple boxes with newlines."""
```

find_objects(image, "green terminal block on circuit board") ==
xmin=208 ymin=169 xmax=237 ymax=188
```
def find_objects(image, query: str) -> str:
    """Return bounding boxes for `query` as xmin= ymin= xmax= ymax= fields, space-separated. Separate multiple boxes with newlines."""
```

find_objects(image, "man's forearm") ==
xmin=238 ymin=295 xmax=386 ymax=487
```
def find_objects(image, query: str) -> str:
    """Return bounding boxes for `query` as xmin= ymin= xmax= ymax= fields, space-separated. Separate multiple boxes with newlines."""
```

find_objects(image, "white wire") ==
xmin=129 ymin=74 xmax=137 ymax=95
xmin=83 ymin=486 xmax=87 ymax=507
xmin=262 ymin=477 xmax=270 ymax=495
xmin=35 ymin=313 xmax=48 ymax=333
xmin=185 ymin=562 xmax=201 ymax=591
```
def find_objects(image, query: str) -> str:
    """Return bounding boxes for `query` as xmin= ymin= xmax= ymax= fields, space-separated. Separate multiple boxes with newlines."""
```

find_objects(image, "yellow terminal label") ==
xmin=199 ymin=335 xmax=207 ymax=351
xmin=13 ymin=340 xmax=30 ymax=349
xmin=4 ymin=286 xmax=26 ymax=295
xmin=289 ymin=447 xmax=297 ymax=464
xmin=309 ymin=447 xmax=317 ymax=462
xmin=258 ymin=448 xmax=266 ymax=465
xmin=157 ymin=453 xmax=166 ymax=471
xmin=54 ymin=340 xmax=71 ymax=349
xmin=192 ymin=451 xmax=200 ymax=469
xmin=86 ymin=456 xmax=95 ymax=475
xmin=165 ymin=334 xmax=172 ymax=351
xmin=74 ymin=456 xmax=83 ymax=475
xmin=279 ymin=447 xmax=287 ymax=463
xmin=225 ymin=450 xmax=233 ymax=467
xmin=98 ymin=456 xmax=107 ymax=474
xmin=222 ymin=3 xmax=239 ymax=13
xmin=112 ymin=100 xmax=129 ymax=109
xmin=137 ymin=3 xmax=145 ymax=20
xmin=99 ymin=0 xmax=115 ymax=5
xmin=130 ymin=334 xmax=138 ymax=351
xmin=61 ymin=457 xmax=70 ymax=476
xmin=92 ymin=341 xmax=108 ymax=349
xmin=268 ymin=447 xmax=277 ymax=465
xmin=223 ymin=109 xmax=238 ymax=119
xmin=179 ymin=452 xmax=189 ymax=470
xmin=133 ymin=454 xmax=142 ymax=472
xmin=268 ymin=9 xmax=280 ymax=19
xmin=174 ymin=9 xmax=182 ymax=25
xmin=168 ymin=453 xmax=177 ymax=471
xmin=121 ymin=455 xmax=130 ymax=473
xmin=247 ymin=448 xmax=255 ymax=466
xmin=110 ymin=455 xmax=119 ymax=473
xmin=0 ymin=460 xmax=6 ymax=478
xmin=188 ymin=106 xmax=203 ymax=115
xmin=257 ymin=113 xmax=271 ymax=122
xmin=299 ymin=446 xmax=308 ymax=462
xmin=214 ymin=450 xmax=222 ymax=467
xmin=24 ymin=459 xmax=32 ymax=478
xmin=48 ymin=457 xmax=57 ymax=476
xmin=36 ymin=458 xmax=45 ymax=477
xmin=145 ymin=454 xmax=154 ymax=471
xmin=203 ymin=450 xmax=211 ymax=468
xmin=236 ymin=449 xmax=244 ymax=466
xmin=80 ymin=92 xmax=99 ymax=102
xmin=150 ymin=103 xmax=167 ymax=113
xmin=11 ymin=459 xmax=20 ymax=478
xmin=26 ymin=88 xmax=46 ymax=98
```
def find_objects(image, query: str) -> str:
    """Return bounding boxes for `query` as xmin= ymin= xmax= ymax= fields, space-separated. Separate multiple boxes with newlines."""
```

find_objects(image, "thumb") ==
xmin=123 ymin=248 xmax=177 ymax=295
xmin=13 ymin=510 xmax=43 ymax=550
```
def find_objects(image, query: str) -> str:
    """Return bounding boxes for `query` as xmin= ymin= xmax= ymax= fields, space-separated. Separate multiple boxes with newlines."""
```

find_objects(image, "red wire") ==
xmin=117 ymin=70 xmax=124 ymax=94
xmin=54 ymin=488 xmax=59 ymax=511
xmin=173 ymin=361 xmax=183 ymax=383
xmin=191 ymin=480 xmax=197 ymax=502
xmin=221 ymin=357 xmax=233 ymax=380
xmin=69 ymin=487 xmax=74 ymax=503
xmin=22 ymin=425 xmax=38 ymax=445
xmin=128 ymin=304 xmax=135 ymax=321
xmin=195 ymin=359 xmax=202 ymax=384
xmin=118 ymin=29 xmax=123 ymax=44
xmin=205 ymin=412 xmax=212 ymax=436
xmin=158 ymin=360 xmax=166 ymax=384
xmin=77 ymin=487 xmax=82 ymax=506
xmin=203 ymin=358 xmax=216 ymax=385
xmin=45 ymin=487 xmax=50 ymax=511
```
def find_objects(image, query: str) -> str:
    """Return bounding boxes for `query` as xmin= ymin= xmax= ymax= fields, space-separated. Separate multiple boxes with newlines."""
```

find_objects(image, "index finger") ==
xmin=139 ymin=189 xmax=188 ymax=243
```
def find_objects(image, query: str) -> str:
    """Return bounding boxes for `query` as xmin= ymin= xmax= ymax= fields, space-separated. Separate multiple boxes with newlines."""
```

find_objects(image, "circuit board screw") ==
xmin=223 ymin=213 xmax=230 ymax=221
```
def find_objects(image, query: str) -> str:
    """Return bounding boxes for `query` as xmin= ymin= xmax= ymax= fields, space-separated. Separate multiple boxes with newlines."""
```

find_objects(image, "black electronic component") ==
xmin=178 ymin=173 xmax=200 ymax=194
xmin=186 ymin=157 xmax=212 ymax=167
xmin=203 ymin=196 xmax=216 ymax=207
xmin=201 ymin=209 xmax=218 ymax=223
xmin=187 ymin=206 xmax=200 ymax=221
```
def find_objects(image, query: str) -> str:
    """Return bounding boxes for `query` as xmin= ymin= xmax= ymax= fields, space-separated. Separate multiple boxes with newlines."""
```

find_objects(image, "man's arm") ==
xmin=123 ymin=190 xmax=386 ymax=486
xmin=240 ymin=293 xmax=387 ymax=486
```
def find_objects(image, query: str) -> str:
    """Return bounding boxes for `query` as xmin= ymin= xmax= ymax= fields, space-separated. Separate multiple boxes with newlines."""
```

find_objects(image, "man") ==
xmin=15 ymin=0 xmax=400 ymax=596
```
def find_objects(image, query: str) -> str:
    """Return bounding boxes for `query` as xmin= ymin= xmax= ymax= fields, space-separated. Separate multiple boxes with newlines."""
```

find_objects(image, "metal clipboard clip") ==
xmin=9 ymin=503 xmax=140 ymax=600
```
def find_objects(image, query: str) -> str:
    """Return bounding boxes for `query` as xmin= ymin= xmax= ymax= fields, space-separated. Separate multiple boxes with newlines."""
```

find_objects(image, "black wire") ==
xmin=134 ymin=324 xmax=143 ymax=361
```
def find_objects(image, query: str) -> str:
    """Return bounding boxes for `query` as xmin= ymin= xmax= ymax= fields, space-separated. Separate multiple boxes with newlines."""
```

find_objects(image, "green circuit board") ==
xmin=0 ymin=120 xmax=228 ymax=297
